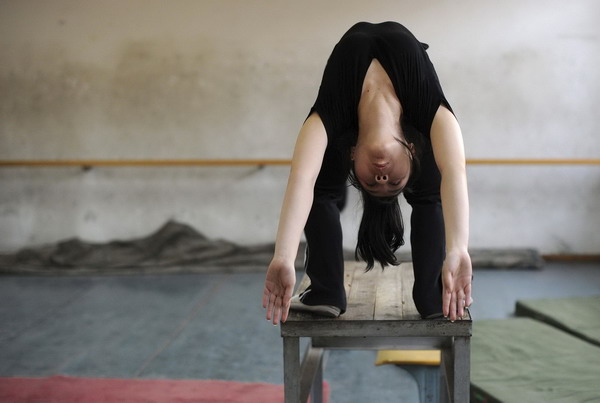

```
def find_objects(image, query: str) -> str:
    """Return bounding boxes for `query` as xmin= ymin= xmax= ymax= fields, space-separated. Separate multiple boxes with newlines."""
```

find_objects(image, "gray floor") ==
xmin=1 ymin=262 xmax=599 ymax=402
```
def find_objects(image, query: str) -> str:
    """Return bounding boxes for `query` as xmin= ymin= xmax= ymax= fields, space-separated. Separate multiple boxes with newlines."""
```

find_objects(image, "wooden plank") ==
xmin=344 ymin=262 xmax=356 ymax=297
xmin=374 ymin=265 xmax=403 ymax=320
xmin=281 ymin=319 xmax=472 ymax=338
xmin=400 ymin=263 xmax=420 ymax=319
xmin=313 ymin=336 xmax=446 ymax=350
xmin=340 ymin=262 xmax=381 ymax=321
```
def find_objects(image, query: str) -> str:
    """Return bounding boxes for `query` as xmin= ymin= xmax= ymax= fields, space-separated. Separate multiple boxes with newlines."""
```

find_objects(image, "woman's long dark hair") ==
xmin=348 ymin=119 xmax=422 ymax=271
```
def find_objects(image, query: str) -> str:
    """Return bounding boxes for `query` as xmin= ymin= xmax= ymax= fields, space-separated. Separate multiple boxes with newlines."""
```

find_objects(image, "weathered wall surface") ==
xmin=1 ymin=0 xmax=599 ymax=254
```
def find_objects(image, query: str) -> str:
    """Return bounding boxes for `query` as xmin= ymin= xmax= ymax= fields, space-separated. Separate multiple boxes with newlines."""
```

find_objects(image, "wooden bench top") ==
xmin=281 ymin=262 xmax=471 ymax=339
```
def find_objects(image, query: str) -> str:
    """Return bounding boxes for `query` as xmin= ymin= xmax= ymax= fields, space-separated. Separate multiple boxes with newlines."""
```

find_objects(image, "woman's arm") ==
xmin=263 ymin=113 xmax=328 ymax=325
xmin=430 ymin=106 xmax=472 ymax=321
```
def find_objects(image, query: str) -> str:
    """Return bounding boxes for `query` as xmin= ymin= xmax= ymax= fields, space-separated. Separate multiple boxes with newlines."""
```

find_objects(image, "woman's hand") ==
xmin=262 ymin=258 xmax=296 ymax=325
xmin=442 ymin=249 xmax=473 ymax=321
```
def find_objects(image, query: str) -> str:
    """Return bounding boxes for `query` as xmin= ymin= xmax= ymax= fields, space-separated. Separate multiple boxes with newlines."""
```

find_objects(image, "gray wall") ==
xmin=1 ymin=0 xmax=599 ymax=255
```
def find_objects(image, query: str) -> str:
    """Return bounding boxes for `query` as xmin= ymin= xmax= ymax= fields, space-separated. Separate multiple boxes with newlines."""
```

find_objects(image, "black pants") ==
xmin=301 ymin=144 xmax=444 ymax=318
xmin=301 ymin=184 xmax=349 ymax=313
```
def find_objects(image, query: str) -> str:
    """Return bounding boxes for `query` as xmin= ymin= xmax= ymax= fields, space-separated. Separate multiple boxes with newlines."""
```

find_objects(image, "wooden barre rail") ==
xmin=0 ymin=159 xmax=291 ymax=167
xmin=0 ymin=158 xmax=599 ymax=167
xmin=466 ymin=159 xmax=600 ymax=165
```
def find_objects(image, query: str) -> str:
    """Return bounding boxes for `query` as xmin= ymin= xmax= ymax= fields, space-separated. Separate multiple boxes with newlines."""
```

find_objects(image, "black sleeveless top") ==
xmin=310 ymin=22 xmax=452 ymax=189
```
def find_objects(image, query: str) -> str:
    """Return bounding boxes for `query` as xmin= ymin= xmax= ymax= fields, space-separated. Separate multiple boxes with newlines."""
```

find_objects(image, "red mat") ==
xmin=0 ymin=376 xmax=330 ymax=402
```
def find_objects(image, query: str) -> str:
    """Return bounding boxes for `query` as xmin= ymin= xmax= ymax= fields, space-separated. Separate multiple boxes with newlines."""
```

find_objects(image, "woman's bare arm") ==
xmin=263 ymin=113 xmax=328 ymax=325
xmin=430 ymin=106 xmax=472 ymax=321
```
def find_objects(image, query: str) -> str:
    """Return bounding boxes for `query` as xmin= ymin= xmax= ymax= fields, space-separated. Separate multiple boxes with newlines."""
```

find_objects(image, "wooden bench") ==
xmin=280 ymin=262 xmax=472 ymax=403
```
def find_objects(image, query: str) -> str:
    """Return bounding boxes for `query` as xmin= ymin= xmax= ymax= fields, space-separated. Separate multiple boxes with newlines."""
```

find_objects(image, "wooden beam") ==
xmin=0 ymin=159 xmax=291 ymax=167
xmin=0 ymin=158 xmax=599 ymax=167
xmin=466 ymin=159 xmax=600 ymax=165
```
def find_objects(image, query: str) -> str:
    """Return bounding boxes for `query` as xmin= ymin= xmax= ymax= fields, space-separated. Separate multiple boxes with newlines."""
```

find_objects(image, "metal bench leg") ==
xmin=299 ymin=344 xmax=325 ymax=403
xmin=440 ymin=349 xmax=451 ymax=403
xmin=283 ymin=336 xmax=300 ymax=403
xmin=453 ymin=337 xmax=470 ymax=402
xmin=441 ymin=336 xmax=471 ymax=403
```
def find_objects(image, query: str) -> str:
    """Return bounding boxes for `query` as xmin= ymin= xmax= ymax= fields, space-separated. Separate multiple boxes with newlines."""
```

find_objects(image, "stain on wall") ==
xmin=0 ymin=40 xmax=318 ymax=159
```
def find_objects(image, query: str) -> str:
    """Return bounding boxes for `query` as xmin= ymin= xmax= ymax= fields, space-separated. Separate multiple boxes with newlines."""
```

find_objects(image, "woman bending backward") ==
xmin=262 ymin=22 xmax=472 ymax=324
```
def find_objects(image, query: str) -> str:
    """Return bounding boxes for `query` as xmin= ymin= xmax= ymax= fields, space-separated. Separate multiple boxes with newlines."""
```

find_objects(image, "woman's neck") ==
xmin=357 ymin=89 xmax=402 ymax=145
xmin=357 ymin=59 xmax=403 ymax=144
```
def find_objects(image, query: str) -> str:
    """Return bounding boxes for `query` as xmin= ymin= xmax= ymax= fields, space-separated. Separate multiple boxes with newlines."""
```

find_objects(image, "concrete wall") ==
xmin=1 ymin=0 xmax=599 ymax=255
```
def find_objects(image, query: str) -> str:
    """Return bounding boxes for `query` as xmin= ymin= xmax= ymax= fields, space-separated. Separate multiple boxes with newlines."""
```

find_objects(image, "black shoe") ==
xmin=290 ymin=295 xmax=341 ymax=317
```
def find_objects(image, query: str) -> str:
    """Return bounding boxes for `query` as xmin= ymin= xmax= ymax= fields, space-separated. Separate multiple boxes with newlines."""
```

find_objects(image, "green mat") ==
xmin=471 ymin=318 xmax=600 ymax=402
xmin=516 ymin=296 xmax=600 ymax=347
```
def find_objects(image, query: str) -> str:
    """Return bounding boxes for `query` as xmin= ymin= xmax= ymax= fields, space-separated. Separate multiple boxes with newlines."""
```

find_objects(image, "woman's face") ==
xmin=352 ymin=139 xmax=413 ymax=197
